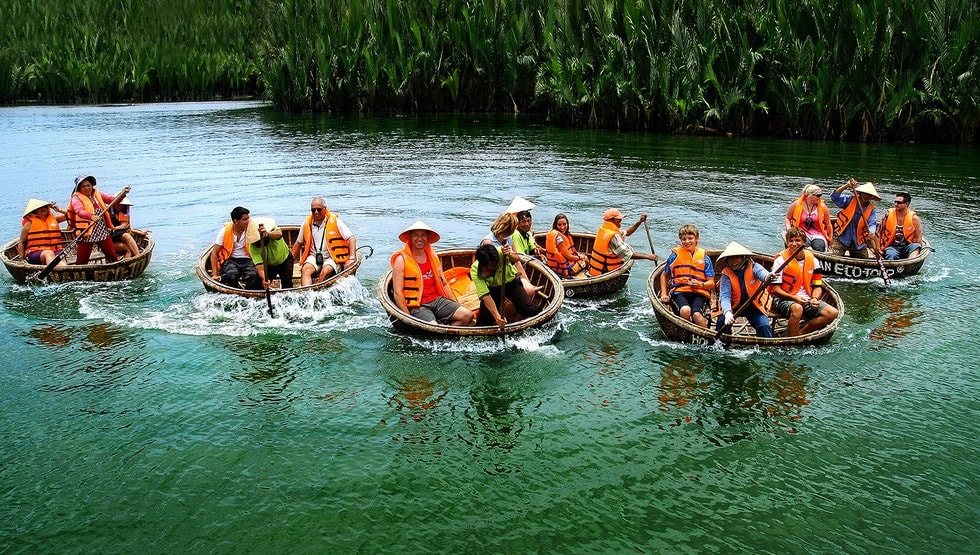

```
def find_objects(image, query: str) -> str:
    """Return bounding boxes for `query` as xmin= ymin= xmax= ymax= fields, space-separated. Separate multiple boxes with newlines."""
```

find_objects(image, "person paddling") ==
xmin=587 ymin=208 xmax=658 ymax=276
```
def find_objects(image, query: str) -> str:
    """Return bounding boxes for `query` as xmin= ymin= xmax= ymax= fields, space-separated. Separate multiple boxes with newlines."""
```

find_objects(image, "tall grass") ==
xmin=2 ymin=0 xmax=977 ymax=141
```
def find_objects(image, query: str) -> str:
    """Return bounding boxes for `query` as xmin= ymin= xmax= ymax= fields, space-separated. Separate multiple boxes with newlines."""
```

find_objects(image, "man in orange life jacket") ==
xmin=769 ymin=227 xmax=839 ymax=337
xmin=209 ymin=206 xmax=261 ymax=289
xmin=878 ymin=192 xmax=923 ymax=260
xmin=829 ymin=178 xmax=880 ymax=258
xmin=587 ymin=208 xmax=658 ymax=276
xmin=290 ymin=197 xmax=357 ymax=286
xmin=390 ymin=221 xmax=473 ymax=326
xmin=715 ymin=241 xmax=775 ymax=338
xmin=18 ymin=199 xmax=68 ymax=266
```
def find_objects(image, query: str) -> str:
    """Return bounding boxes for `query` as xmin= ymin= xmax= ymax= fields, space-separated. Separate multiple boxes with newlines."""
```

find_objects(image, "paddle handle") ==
xmin=643 ymin=220 xmax=658 ymax=268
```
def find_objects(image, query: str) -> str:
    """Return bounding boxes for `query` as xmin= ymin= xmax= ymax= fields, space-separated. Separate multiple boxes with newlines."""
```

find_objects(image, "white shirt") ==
xmin=214 ymin=226 xmax=249 ymax=258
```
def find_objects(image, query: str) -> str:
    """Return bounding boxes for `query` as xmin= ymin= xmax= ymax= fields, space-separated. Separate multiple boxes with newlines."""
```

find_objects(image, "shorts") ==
xmin=410 ymin=296 xmax=463 ymax=324
xmin=670 ymin=291 xmax=708 ymax=316
xmin=27 ymin=249 xmax=61 ymax=264
xmin=773 ymin=298 xmax=828 ymax=319
xmin=303 ymin=253 xmax=340 ymax=274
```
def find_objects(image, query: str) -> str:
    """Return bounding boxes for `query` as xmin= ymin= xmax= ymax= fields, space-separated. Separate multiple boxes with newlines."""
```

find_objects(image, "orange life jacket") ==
xmin=775 ymin=248 xmax=817 ymax=297
xmin=832 ymin=197 xmax=874 ymax=242
xmin=67 ymin=192 xmax=111 ymax=236
xmin=789 ymin=197 xmax=832 ymax=241
xmin=588 ymin=221 xmax=623 ymax=276
xmin=300 ymin=212 xmax=349 ymax=264
xmin=214 ymin=222 xmax=238 ymax=267
xmin=668 ymin=247 xmax=710 ymax=298
xmin=878 ymin=208 xmax=918 ymax=247
xmin=25 ymin=213 xmax=63 ymax=254
xmin=390 ymin=245 xmax=447 ymax=308
xmin=545 ymin=229 xmax=585 ymax=276
xmin=722 ymin=262 xmax=774 ymax=315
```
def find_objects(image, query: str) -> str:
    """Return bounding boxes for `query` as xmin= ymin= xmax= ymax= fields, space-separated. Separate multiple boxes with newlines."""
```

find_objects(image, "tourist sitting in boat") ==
xmin=715 ymin=241 xmax=775 ymax=338
xmin=769 ymin=227 xmax=839 ymax=337
xmin=784 ymin=183 xmax=832 ymax=252
xmin=471 ymin=243 xmax=541 ymax=327
xmin=67 ymin=175 xmax=129 ymax=265
xmin=109 ymin=198 xmax=146 ymax=259
xmin=18 ymin=199 xmax=67 ymax=266
xmin=544 ymin=213 xmax=587 ymax=277
xmin=247 ymin=217 xmax=294 ymax=290
xmin=481 ymin=211 xmax=539 ymax=298
xmin=209 ymin=206 xmax=261 ymax=289
xmin=659 ymin=224 xmax=714 ymax=328
xmin=290 ymin=197 xmax=356 ymax=286
xmin=512 ymin=210 xmax=544 ymax=258
xmin=829 ymin=179 xmax=880 ymax=258
xmin=391 ymin=220 xmax=474 ymax=326
xmin=587 ymin=208 xmax=658 ymax=276
xmin=878 ymin=192 xmax=923 ymax=260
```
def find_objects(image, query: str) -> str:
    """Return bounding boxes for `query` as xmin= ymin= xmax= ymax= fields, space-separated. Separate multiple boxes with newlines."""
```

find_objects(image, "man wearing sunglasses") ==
xmin=291 ymin=197 xmax=357 ymax=286
xmin=878 ymin=192 xmax=923 ymax=260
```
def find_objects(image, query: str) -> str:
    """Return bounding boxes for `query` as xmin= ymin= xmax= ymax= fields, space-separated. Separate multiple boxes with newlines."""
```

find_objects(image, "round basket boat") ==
xmin=811 ymin=238 xmax=932 ymax=281
xmin=532 ymin=231 xmax=633 ymax=298
xmin=647 ymin=249 xmax=844 ymax=347
xmin=2 ymin=229 xmax=154 ymax=283
xmin=377 ymin=249 xmax=564 ymax=337
xmin=195 ymin=225 xmax=361 ymax=297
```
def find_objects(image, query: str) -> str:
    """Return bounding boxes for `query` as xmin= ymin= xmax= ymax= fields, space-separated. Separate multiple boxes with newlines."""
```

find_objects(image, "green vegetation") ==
xmin=2 ymin=0 xmax=977 ymax=142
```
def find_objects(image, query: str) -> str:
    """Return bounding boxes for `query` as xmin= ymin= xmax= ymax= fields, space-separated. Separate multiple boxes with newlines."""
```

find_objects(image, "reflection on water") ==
xmin=656 ymin=354 xmax=812 ymax=441
xmin=225 ymin=336 xmax=303 ymax=407
xmin=27 ymin=324 xmax=72 ymax=348
xmin=869 ymin=291 xmax=924 ymax=350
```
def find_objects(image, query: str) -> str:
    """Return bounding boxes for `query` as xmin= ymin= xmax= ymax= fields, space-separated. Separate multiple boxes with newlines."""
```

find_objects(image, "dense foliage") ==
xmin=2 ymin=0 xmax=977 ymax=142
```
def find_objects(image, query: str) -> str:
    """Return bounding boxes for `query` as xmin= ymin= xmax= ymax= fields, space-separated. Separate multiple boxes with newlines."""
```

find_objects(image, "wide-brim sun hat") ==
xmin=245 ymin=217 xmax=276 ymax=244
xmin=855 ymin=182 xmax=881 ymax=200
xmin=717 ymin=241 xmax=754 ymax=260
xmin=399 ymin=220 xmax=440 ymax=244
xmin=73 ymin=175 xmax=97 ymax=192
xmin=506 ymin=196 xmax=536 ymax=213
xmin=603 ymin=208 xmax=625 ymax=221
xmin=23 ymin=198 xmax=54 ymax=217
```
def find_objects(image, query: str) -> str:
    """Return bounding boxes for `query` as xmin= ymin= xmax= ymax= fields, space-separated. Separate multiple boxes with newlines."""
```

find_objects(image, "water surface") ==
xmin=1 ymin=102 xmax=977 ymax=552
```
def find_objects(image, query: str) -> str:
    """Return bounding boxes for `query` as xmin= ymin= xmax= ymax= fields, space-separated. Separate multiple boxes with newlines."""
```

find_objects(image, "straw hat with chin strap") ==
xmin=717 ymin=241 xmax=754 ymax=261
xmin=855 ymin=182 xmax=881 ymax=200
xmin=23 ymin=199 xmax=54 ymax=217
xmin=245 ymin=217 xmax=276 ymax=244
xmin=399 ymin=220 xmax=440 ymax=244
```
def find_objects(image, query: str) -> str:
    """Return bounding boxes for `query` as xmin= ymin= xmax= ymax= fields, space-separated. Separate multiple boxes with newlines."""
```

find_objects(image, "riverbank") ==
xmin=2 ymin=0 xmax=977 ymax=142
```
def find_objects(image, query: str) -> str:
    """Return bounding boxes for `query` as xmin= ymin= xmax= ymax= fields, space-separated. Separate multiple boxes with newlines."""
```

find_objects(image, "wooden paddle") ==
xmin=259 ymin=232 xmax=275 ymax=318
xmin=643 ymin=219 xmax=658 ymax=267
xmin=854 ymin=191 xmax=890 ymax=285
xmin=710 ymin=242 xmax=806 ymax=345
xmin=30 ymin=187 xmax=130 ymax=282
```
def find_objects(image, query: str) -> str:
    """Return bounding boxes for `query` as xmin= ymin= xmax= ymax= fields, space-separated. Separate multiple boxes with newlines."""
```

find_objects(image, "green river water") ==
xmin=1 ymin=102 xmax=977 ymax=553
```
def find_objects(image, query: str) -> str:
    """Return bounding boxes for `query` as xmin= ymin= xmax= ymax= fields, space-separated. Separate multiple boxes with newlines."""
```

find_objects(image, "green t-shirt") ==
xmin=248 ymin=228 xmax=291 ymax=266
xmin=469 ymin=246 xmax=517 ymax=297
xmin=511 ymin=230 xmax=537 ymax=256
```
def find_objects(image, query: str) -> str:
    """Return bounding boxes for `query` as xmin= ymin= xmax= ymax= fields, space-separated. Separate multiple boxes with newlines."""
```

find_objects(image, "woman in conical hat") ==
xmin=715 ymin=241 xmax=775 ymax=338
xmin=18 ymin=199 xmax=68 ymax=266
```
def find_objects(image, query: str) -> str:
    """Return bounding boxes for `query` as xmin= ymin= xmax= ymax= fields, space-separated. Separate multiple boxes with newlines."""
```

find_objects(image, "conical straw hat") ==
xmin=399 ymin=220 xmax=440 ymax=244
xmin=506 ymin=196 xmax=536 ymax=213
xmin=245 ymin=217 xmax=276 ymax=244
xmin=855 ymin=182 xmax=881 ymax=200
xmin=23 ymin=198 xmax=53 ymax=217
xmin=717 ymin=241 xmax=754 ymax=260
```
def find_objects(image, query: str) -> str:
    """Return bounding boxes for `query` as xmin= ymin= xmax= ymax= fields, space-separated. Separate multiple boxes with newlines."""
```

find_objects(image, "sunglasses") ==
xmin=311 ymin=207 xmax=324 ymax=213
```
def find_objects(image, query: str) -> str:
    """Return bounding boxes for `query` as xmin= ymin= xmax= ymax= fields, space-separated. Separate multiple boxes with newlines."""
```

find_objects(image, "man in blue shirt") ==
xmin=829 ymin=179 xmax=881 ymax=258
